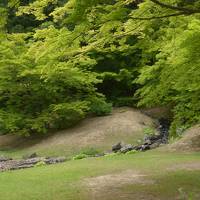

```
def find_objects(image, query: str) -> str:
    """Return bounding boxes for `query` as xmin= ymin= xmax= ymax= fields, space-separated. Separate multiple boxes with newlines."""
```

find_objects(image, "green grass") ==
xmin=0 ymin=150 xmax=200 ymax=200
xmin=125 ymin=171 xmax=200 ymax=199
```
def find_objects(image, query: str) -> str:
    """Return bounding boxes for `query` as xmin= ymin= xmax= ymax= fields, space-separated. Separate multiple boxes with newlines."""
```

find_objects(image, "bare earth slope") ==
xmin=0 ymin=107 xmax=155 ymax=157
xmin=168 ymin=125 xmax=200 ymax=152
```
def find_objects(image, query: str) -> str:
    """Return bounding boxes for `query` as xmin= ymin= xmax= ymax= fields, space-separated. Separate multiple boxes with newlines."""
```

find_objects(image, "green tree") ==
xmin=0 ymin=0 xmax=200 ymax=137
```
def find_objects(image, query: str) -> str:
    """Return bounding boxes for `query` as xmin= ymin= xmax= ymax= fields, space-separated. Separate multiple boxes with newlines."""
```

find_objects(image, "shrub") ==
xmin=79 ymin=147 xmax=100 ymax=156
xmin=113 ymin=97 xmax=137 ymax=107
xmin=72 ymin=154 xmax=88 ymax=160
xmin=0 ymin=111 xmax=27 ymax=135
xmin=89 ymin=96 xmax=112 ymax=116
xmin=143 ymin=127 xmax=155 ymax=136
xmin=126 ymin=150 xmax=138 ymax=155
xmin=35 ymin=161 xmax=46 ymax=167
xmin=48 ymin=101 xmax=89 ymax=130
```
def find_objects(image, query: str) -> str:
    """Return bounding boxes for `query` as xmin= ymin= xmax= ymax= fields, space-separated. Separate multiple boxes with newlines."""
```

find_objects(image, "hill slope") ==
xmin=0 ymin=107 xmax=156 ymax=157
xmin=168 ymin=125 xmax=200 ymax=152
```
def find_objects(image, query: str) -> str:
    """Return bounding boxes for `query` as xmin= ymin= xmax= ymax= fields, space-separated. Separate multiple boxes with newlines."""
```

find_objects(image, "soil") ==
xmin=84 ymin=170 xmax=155 ymax=200
xmin=0 ymin=107 xmax=156 ymax=155
xmin=167 ymin=125 xmax=200 ymax=152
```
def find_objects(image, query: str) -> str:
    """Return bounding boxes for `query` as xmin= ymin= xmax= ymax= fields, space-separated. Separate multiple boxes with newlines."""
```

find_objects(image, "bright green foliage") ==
xmin=0 ymin=0 xmax=140 ymax=135
xmin=135 ymin=13 xmax=200 ymax=135
xmin=0 ymin=9 xmax=110 ymax=135
xmin=17 ymin=0 xmax=58 ymax=20
xmin=0 ymin=0 xmax=200 ymax=136
xmin=0 ymin=31 xmax=108 ymax=135
xmin=143 ymin=127 xmax=156 ymax=136
xmin=35 ymin=161 xmax=46 ymax=167
xmin=126 ymin=149 xmax=138 ymax=155
xmin=72 ymin=153 xmax=88 ymax=160
xmin=89 ymin=96 xmax=112 ymax=116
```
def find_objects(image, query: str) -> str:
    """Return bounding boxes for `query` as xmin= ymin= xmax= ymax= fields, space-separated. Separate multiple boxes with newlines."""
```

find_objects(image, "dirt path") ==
xmin=83 ymin=160 xmax=200 ymax=200
xmin=83 ymin=170 xmax=155 ymax=200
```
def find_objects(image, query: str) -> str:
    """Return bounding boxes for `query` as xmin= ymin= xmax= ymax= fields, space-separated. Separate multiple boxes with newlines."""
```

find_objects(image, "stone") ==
xmin=0 ymin=156 xmax=12 ymax=162
xmin=140 ymin=144 xmax=150 ymax=151
xmin=143 ymin=139 xmax=152 ymax=145
xmin=151 ymin=139 xmax=162 ymax=146
xmin=133 ymin=145 xmax=142 ymax=151
xmin=0 ymin=156 xmax=67 ymax=172
xmin=44 ymin=157 xmax=66 ymax=164
xmin=145 ymin=135 xmax=162 ymax=142
xmin=10 ymin=164 xmax=34 ymax=171
xmin=161 ymin=137 xmax=168 ymax=144
xmin=120 ymin=144 xmax=134 ymax=153
xmin=112 ymin=142 xmax=123 ymax=152
xmin=21 ymin=157 xmax=44 ymax=165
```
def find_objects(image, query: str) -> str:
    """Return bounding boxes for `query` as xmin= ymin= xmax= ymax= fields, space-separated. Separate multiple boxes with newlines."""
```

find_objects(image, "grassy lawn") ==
xmin=0 ymin=150 xmax=200 ymax=200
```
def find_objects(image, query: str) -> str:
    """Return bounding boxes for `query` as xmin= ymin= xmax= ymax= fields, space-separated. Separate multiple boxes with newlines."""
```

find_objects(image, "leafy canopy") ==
xmin=0 ymin=0 xmax=200 ymax=136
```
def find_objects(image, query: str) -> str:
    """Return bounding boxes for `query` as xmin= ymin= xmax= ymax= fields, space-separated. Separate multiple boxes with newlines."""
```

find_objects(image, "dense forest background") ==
xmin=0 ymin=0 xmax=200 ymax=136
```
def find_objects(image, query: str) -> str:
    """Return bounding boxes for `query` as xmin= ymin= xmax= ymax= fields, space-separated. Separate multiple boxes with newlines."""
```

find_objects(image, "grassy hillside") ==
xmin=0 ymin=109 xmax=200 ymax=199
xmin=0 ymin=107 xmax=156 ymax=158
xmin=0 ymin=150 xmax=200 ymax=200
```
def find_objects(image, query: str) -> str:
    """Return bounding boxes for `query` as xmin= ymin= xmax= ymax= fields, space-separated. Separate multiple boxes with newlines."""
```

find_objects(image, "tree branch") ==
xmin=131 ymin=12 xmax=186 ymax=20
xmin=150 ymin=0 xmax=200 ymax=14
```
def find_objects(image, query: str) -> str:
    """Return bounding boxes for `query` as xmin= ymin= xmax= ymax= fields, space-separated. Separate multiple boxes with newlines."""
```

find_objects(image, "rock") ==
xmin=145 ymin=135 xmax=162 ymax=143
xmin=4 ymin=158 xmax=45 ymax=171
xmin=22 ymin=152 xmax=38 ymax=159
xmin=161 ymin=137 xmax=168 ymax=144
xmin=156 ymin=138 xmax=162 ymax=143
xmin=120 ymin=144 xmax=134 ymax=153
xmin=0 ymin=157 xmax=44 ymax=171
xmin=0 ymin=156 xmax=67 ymax=172
xmin=44 ymin=157 xmax=66 ymax=164
xmin=143 ymin=139 xmax=152 ymax=145
xmin=109 ymin=118 xmax=170 ymax=154
xmin=140 ymin=144 xmax=150 ymax=151
xmin=133 ymin=145 xmax=142 ymax=151
xmin=10 ymin=164 xmax=34 ymax=171
xmin=0 ymin=156 xmax=12 ymax=162
xmin=112 ymin=142 xmax=123 ymax=152
xmin=19 ymin=157 xmax=44 ymax=166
